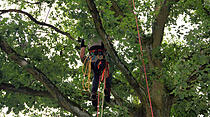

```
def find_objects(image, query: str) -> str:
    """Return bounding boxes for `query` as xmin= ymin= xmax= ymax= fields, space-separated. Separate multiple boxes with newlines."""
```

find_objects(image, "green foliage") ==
xmin=161 ymin=21 xmax=209 ymax=116
xmin=0 ymin=0 xmax=209 ymax=116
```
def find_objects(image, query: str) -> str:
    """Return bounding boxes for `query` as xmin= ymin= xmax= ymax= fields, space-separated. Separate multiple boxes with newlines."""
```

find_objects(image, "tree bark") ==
xmin=150 ymin=80 xmax=173 ymax=117
xmin=130 ymin=80 xmax=173 ymax=117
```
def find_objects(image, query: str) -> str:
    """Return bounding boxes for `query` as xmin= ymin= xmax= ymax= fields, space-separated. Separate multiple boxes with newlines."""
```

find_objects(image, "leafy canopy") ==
xmin=0 ymin=0 xmax=209 ymax=116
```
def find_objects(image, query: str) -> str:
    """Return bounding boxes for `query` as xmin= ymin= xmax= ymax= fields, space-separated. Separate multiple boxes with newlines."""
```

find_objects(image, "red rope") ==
xmin=96 ymin=66 xmax=107 ymax=117
xmin=132 ymin=0 xmax=154 ymax=117
xmin=100 ymin=64 xmax=108 ymax=117
xmin=96 ymin=78 xmax=101 ymax=117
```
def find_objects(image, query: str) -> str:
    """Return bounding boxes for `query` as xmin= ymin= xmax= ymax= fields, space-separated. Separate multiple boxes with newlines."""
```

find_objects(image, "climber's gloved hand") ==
xmin=80 ymin=39 xmax=86 ymax=48
xmin=101 ymin=42 xmax=104 ymax=49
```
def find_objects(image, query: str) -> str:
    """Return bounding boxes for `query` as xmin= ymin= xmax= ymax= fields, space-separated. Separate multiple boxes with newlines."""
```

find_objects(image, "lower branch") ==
xmin=0 ymin=83 xmax=53 ymax=98
xmin=0 ymin=37 xmax=90 ymax=117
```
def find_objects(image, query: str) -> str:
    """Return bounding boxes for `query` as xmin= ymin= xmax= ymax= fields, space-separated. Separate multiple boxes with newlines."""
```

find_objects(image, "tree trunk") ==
xmin=151 ymin=80 xmax=173 ymax=117
xmin=131 ymin=80 xmax=173 ymax=117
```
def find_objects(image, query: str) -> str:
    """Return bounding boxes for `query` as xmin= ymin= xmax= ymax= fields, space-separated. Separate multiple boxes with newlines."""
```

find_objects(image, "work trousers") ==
xmin=91 ymin=59 xmax=111 ymax=98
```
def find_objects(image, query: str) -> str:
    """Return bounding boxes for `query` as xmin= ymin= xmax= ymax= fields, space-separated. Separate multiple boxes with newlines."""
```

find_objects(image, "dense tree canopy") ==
xmin=0 ymin=0 xmax=209 ymax=116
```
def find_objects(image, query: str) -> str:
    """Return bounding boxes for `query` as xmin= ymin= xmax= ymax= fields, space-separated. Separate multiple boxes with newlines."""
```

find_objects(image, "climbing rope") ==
xmin=96 ymin=76 xmax=102 ymax=117
xmin=100 ymin=77 xmax=106 ymax=117
xmin=96 ymin=62 xmax=109 ymax=117
xmin=86 ymin=57 xmax=92 ymax=90
xmin=82 ymin=56 xmax=92 ymax=91
xmin=100 ymin=63 xmax=109 ymax=117
xmin=132 ymin=0 xmax=154 ymax=117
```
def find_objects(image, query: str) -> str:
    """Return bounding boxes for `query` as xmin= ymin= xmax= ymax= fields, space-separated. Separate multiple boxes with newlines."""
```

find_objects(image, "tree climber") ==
xmin=80 ymin=39 xmax=112 ymax=109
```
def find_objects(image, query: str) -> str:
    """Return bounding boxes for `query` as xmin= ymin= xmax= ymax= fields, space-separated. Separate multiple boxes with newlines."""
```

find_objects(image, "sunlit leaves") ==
xmin=0 ymin=0 xmax=209 ymax=116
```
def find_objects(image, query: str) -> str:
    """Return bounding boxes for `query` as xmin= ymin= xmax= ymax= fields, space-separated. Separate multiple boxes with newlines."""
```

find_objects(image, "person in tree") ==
xmin=80 ymin=39 xmax=111 ymax=109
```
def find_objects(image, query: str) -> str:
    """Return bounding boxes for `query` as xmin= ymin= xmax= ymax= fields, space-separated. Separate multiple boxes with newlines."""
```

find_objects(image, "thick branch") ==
xmin=152 ymin=0 xmax=180 ymax=48
xmin=0 ymin=83 xmax=53 ymax=98
xmin=0 ymin=38 xmax=90 ymax=117
xmin=0 ymin=83 xmax=92 ymax=102
xmin=0 ymin=83 xmax=129 ymax=114
xmin=187 ymin=64 xmax=208 ymax=83
xmin=0 ymin=9 xmax=76 ymax=42
xmin=86 ymin=0 xmax=147 ymax=104
xmin=110 ymin=0 xmax=124 ymax=17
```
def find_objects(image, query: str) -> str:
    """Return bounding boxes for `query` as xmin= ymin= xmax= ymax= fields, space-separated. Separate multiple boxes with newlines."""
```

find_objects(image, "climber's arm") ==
xmin=80 ymin=39 xmax=86 ymax=63
xmin=80 ymin=47 xmax=86 ymax=60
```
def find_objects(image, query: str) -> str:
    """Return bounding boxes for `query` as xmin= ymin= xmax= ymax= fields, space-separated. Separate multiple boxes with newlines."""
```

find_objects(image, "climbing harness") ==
xmin=82 ymin=48 xmax=110 ymax=117
xmin=82 ymin=49 xmax=106 ymax=91
xmin=132 ymin=0 xmax=154 ymax=116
